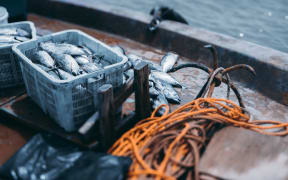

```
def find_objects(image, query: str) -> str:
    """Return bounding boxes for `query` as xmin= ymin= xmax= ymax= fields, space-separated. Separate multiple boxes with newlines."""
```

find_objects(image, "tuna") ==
xmin=0 ymin=27 xmax=30 ymax=37
xmin=32 ymin=50 xmax=55 ymax=68
xmin=40 ymin=42 xmax=85 ymax=56
xmin=81 ymin=63 xmax=102 ymax=73
xmin=50 ymin=53 xmax=80 ymax=75
xmin=160 ymin=52 xmax=179 ymax=72
xmin=151 ymin=93 xmax=169 ymax=116
xmin=74 ymin=55 xmax=90 ymax=65
xmin=151 ymin=70 xmax=183 ymax=88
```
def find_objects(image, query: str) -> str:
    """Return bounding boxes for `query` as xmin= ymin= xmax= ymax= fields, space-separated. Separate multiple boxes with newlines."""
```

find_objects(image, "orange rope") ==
xmin=109 ymin=98 xmax=288 ymax=180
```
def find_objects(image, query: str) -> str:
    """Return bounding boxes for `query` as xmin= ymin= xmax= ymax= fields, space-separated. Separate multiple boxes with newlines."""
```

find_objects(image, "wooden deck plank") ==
xmin=199 ymin=127 xmax=288 ymax=180
xmin=0 ymin=118 xmax=36 ymax=166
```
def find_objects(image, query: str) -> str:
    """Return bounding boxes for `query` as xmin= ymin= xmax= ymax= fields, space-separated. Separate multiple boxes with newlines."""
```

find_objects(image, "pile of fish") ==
xmin=0 ymin=27 xmax=31 ymax=45
xmin=31 ymin=41 xmax=109 ymax=81
xmin=112 ymin=45 xmax=183 ymax=115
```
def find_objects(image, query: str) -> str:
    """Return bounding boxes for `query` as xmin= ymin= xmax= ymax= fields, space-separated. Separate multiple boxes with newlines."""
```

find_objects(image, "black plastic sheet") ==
xmin=0 ymin=134 xmax=131 ymax=180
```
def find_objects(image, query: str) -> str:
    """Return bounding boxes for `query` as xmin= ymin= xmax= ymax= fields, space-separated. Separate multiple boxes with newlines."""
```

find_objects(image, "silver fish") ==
xmin=36 ymin=64 xmax=50 ymax=72
xmin=78 ymin=45 xmax=93 ymax=56
xmin=161 ymin=83 xmax=181 ymax=104
xmin=151 ymin=71 xmax=182 ymax=88
xmin=36 ymin=64 xmax=60 ymax=80
xmin=149 ymin=81 xmax=154 ymax=87
xmin=151 ymin=93 xmax=169 ymax=116
xmin=32 ymin=50 xmax=55 ymax=68
xmin=81 ymin=63 xmax=102 ymax=73
xmin=143 ymin=59 xmax=163 ymax=71
xmin=124 ymin=69 xmax=134 ymax=78
xmin=128 ymin=54 xmax=162 ymax=71
xmin=123 ymin=75 xmax=126 ymax=84
xmin=50 ymin=53 xmax=80 ymax=75
xmin=123 ymin=61 xmax=132 ymax=71
xmin=57 ymin=69 xmax=75 ymax=80
xmin=40 ymin=42 xmax=85 ymax=56
xmin=111 ymin=45 xmax=126 ymax=55
xmin=160 ymin=52 xmax=179 ymax=72
xmin=149 ymin=86 xmax=160 ymax=98
xmin=48 ymin=71 xmax=61 ymax=80
xmin=0 ymin=27 xmax=30 ymax=37
xmin=127 ymin=54 xmax=142 ymax=67
xmin=154 ymin=79 xmax=180 ymax=104
xmin=0 ymin=35 xmax=20 ymax=43
xmin=74 ymin=55 xmax=90 ymax=65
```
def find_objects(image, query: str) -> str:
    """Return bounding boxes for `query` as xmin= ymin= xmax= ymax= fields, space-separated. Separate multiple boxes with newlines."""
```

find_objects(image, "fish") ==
xmin=151 ymin=93 xmax=169 ymax=116
xmin=149 ymin=81 xmax=154 ymax=87
xmin=0 ymin=35 xmax=21 ymax=44
xmin=127 ymin=54 xmax=142 ymax=67
xmin=124 ymin=69 xmax=134 ymax=78
xmin=153 ymin=79 xmax=181 ymax=104
xmin=74 ymin=55 xmax=90 ymax=65
xmin=36 ymin=64 xmax=60 ymax=80
xmin=128 ymin=54 xmax=162 ymax=71
xmin=57 ymin=69 xmax=75 ymax=80
xmin=162 ymin=83 xmax=180 ymax=104
xmin=160 ymin=52 xmax=179 ymax=72
xmin=123 ymin=61 xmax=132 ymax=71
xmin=149 ymin=86 xmax=160 ymax=98
xmin=143 ymin=59 xmax=163 ymax=71
xmin=78 ymin=45 xmax=93 ymax=56
xmin=81 ymin=63 xmax=102 ymax=73
xmin=50 ymin=53 xmax=80 ymax=75
xmin=40 ymin=42 xmax=85 ymax=56
xmin=111 ymin=45 xmax=126 ymax=55
xmin=32 ymin=50 xmax=55 ymax=68
xmin=0 ymin=27 xmax=30 ymax=37
xmin=150 ymin=70 xmax=183 ymax=88
xmin=92 ymin=55 xmax=105 ymax=64
xmin=36 ymin=64 xmax=50 ymax=72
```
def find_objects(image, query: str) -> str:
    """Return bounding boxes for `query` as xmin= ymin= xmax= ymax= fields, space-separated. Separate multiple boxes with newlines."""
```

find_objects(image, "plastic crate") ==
xmin=0 ymin=21 xmax=37 ymax=88
xmin=12 ymin=30 xmax=128 ymax=132
xmin=0 ymin=6 xmax=8 ymax=24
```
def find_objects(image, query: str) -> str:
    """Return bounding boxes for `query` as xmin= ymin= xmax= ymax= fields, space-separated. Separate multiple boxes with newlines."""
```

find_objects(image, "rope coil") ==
xmin=109 ymin=98 xmax=288 ymax=180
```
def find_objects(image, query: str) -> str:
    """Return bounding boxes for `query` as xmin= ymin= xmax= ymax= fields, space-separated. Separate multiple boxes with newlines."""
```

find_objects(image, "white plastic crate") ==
xmin=0 ymin=7 xmax=8 ymax=24
xmin=12 ymin=30 xmax=128 ymax=132
xmin=0 ymin=21 xmax=37 ymax=88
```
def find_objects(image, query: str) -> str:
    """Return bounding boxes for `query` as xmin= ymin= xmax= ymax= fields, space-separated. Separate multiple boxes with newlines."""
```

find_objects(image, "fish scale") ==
xmin=50 ymin=53 xmax=80 ymax=75
xmin=160 ymin=52 xmax=179 ymax=72
xmin=32 ymin=50 xmax=55 ymax=68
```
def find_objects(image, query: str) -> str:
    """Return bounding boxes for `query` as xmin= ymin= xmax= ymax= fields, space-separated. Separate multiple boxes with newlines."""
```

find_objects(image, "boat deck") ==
xmin=0 ymin=14 xmax=288 ymax=179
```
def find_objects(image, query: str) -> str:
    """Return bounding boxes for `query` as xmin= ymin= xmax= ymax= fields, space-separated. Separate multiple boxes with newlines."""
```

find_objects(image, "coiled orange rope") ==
xmin=109 ymin=98 xmax=288 ymax=180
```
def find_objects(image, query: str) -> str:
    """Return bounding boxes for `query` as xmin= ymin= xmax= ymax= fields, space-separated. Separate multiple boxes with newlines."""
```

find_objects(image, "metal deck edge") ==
xmin=27 ymin=0 xmax=288 ymax=105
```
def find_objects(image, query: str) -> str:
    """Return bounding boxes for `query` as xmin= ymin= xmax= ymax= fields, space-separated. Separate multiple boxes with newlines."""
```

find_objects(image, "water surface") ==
xmin=93 ymin=0 xmax=288 ymax=53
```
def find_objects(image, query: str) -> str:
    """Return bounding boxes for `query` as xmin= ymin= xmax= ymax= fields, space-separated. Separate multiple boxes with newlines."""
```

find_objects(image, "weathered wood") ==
xmin=134 ymin=62 xmax=151 ymax=119
xmin=78 ymin=111 xmax=99 ymax=142
xmin=0 ymin=121 xmax=35 ymax=166
xmin=98 ymin=84 xmax=115 ymax=149
xmin=0 ymin=86 xmax=25 ymax=107
xmin=199 ymin=127 xmax=288 ymax=180
xmin=114 ymin=76 xmax=134 ymax=110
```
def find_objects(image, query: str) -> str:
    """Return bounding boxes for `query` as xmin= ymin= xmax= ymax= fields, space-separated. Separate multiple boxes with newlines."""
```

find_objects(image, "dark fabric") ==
xmin=0 ymin=134 xmax=131 ymax=180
